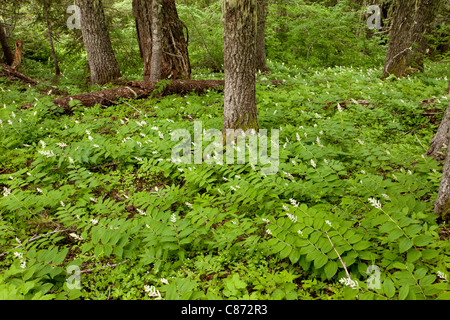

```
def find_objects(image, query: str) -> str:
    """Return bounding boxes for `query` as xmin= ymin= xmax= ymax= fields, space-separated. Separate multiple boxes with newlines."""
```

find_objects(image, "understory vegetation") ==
xmin=0 ymin=0 xmax=449 ymax=300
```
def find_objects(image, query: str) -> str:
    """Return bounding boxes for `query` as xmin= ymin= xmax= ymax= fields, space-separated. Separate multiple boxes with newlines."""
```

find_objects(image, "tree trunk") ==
xmin=43 ymin=0 xmax=61 ymax=76
xmin=222 ymin=0 xmax=259 ymax=134
xmin=132 ymin=0 xmax=191 ymax=81
xmin=255 ymin=0 xmax=268 ymax=73
xmin=0 ymin=21 xmax=13 ymax=66
xmin=149 ymin=0 xmax=163 ymax=81
xmin=435 ymin=130 xmax=450 ymax=222
xmin=76 ymin=0 xmax=121 ymax=84
xmin=381 ymin=0 xmax=442 ymax=79
xmin=427 ymin=101 xmax=450 ymax=160
xmin=133 ymin=0 xmax=152 ymax=79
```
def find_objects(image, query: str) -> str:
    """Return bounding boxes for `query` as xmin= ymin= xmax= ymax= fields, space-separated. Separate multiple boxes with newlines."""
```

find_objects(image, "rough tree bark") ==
xmin=149 ymin=0 xmax=163 ymax=81
xmin=381 ymin=0 xmax=442 ymax=79
xmin=427 ymin=101 xmax=450 ymax=160
xmin=133 ymin=0 xmax=152 ymax=79
xmin=0 ymin=21 xmax=13 ymax=66
xmin=43 ymin=0 xmax=60 ymax=76
xmin=255 ymin=0 xmax=269 ymax=73
xmin=426 ymin=100 xmax=450 ymax=222
xmin=132 ymin=0 xmax=191 ymax=81
xmin=76 ymin=0 xmax=121 ymax=84
xmin=222 ymin=0 xmax=259 ymax=135
xmin=435 ymin=130 xmax=450 ymax=222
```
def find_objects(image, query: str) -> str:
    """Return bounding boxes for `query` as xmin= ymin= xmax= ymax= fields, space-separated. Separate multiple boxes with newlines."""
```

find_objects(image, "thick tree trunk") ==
xmin=43 ymin=0 xmax=61 ymax=76
xmin=76 ymin=0 xmax=121 ymax=84
xmin=427 ymin=101 xmax=450 ymax=160
xmin=133 ymin=0 xmax=152 ymax=79
xmin=381 ymin=0 xmax=442 ymax=79
xmin=132 ymin=0 xmax=191 ymax=81
xmin=149 ymin=0 xmax=163 ymax=81
xmin=222 ymin=0 xmax=259 ymax=134
xmin=255 ymin=0 xmax=269 ymax=73
xmin=435 ymin=131 xmax=450 ymax=222
xmin=0 ymin=21 xmax=13 ymax=66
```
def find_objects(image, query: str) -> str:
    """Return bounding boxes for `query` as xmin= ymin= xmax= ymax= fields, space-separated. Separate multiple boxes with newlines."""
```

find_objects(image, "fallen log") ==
xmin=1 ymin=63 xmax=67 ymax=96
xmin=51 ymin=80 xmax=224 ymax=113
xmin=50 ymin=79 xmax=283 ymax=114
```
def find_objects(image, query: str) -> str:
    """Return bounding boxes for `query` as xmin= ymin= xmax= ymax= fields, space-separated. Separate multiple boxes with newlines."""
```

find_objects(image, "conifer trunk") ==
xmin=222 ymin=0 xmax=259 ymax=134
xmin=43 ymin=0 xmax=60 ymax=76
xmin=427 ymin=102 xmax=450 ymax=160
xmin=149 ymin=0 xmax=163 ymax=81
xmin=435 ymin=139 xmax=450 ymax=222
xmin=427 ymin=101 xmax=450 ymax=222
xmin=0 ymin=21 xmax=13 ymax=66
xmin=255 ymin=0 xmax=268 ymax=73
xmin=132 ymin=0 xmax=191 ymax=81
xmin=381 ymin=0 xmax=442 ymax=78
xmin=76 ymin=0 xmax=121 ymax=84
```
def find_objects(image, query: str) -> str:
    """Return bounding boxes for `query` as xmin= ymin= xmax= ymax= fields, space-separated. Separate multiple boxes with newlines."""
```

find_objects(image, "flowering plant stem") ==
xmin=325 ymin=231 xmax=351 ymax=281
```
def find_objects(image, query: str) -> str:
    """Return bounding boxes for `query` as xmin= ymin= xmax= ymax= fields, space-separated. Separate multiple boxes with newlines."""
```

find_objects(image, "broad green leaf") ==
xmin=383 ymin=278 xmax=395 ymax=298
xmin=324 ymin=260 xmax=338 ymax=279
xmin=413 ymin=235 xmax=432 ymax=247
xmin=406 ymin=249 xmax=421 ymax=262
xmin=353 ymin=240 xmax=371 ymax=251
xmin=289 ymin=249 xmax=300 ymax=264
xmin=279 ymin=245 xmax=292 ymax=259
xmin=398 ymin=285 xmax=409 ymax=300
xmin=314 ymin=254 xmax=328 ymax=269
xmin=392 ymin=262 xmax=406 ymax=270
xmin=398 ymin=238 xmax=413 ymax=253
xmin=52 ymin=247 xmax=69 ymax=265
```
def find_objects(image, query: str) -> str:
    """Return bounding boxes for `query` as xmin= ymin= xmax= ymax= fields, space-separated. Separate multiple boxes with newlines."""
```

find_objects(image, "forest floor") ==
xmin=0 ymin=59 xmax=449 ymax=300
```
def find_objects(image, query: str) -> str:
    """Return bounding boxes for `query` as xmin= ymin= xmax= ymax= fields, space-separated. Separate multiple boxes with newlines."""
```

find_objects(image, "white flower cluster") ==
xmin=287 ymin=213 xmax=297 ymax=223
xmin=437 ymin=271 xmax=448 ymax=282
xmin=38 ymin=149 xmax=55 ymax=158
xmin=368 ymin=197 xmax=382 ymax=209
xmin=289 ymin=198 xmax=299 ymax=207
xmin=144 ymin=285 xmax=162 ymax=299
xmin=339 ymin=277 xmax=359 ymax=289
xmin=2 ymin=187 xmax=11 ymax=197
xmin=69 ymin=233 xmax=83 ymax=241
xmin=316 ymin=136 xmax=324 ymax=147
xmin=14 ymin=251 xmax=27 ymax=269
xmin=137 ymin=208 xmax=147 ymax=216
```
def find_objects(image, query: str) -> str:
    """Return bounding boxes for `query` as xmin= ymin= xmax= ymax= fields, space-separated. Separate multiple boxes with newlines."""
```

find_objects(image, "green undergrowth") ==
xmin=0 ymin=61 xmax=449 ymax=300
